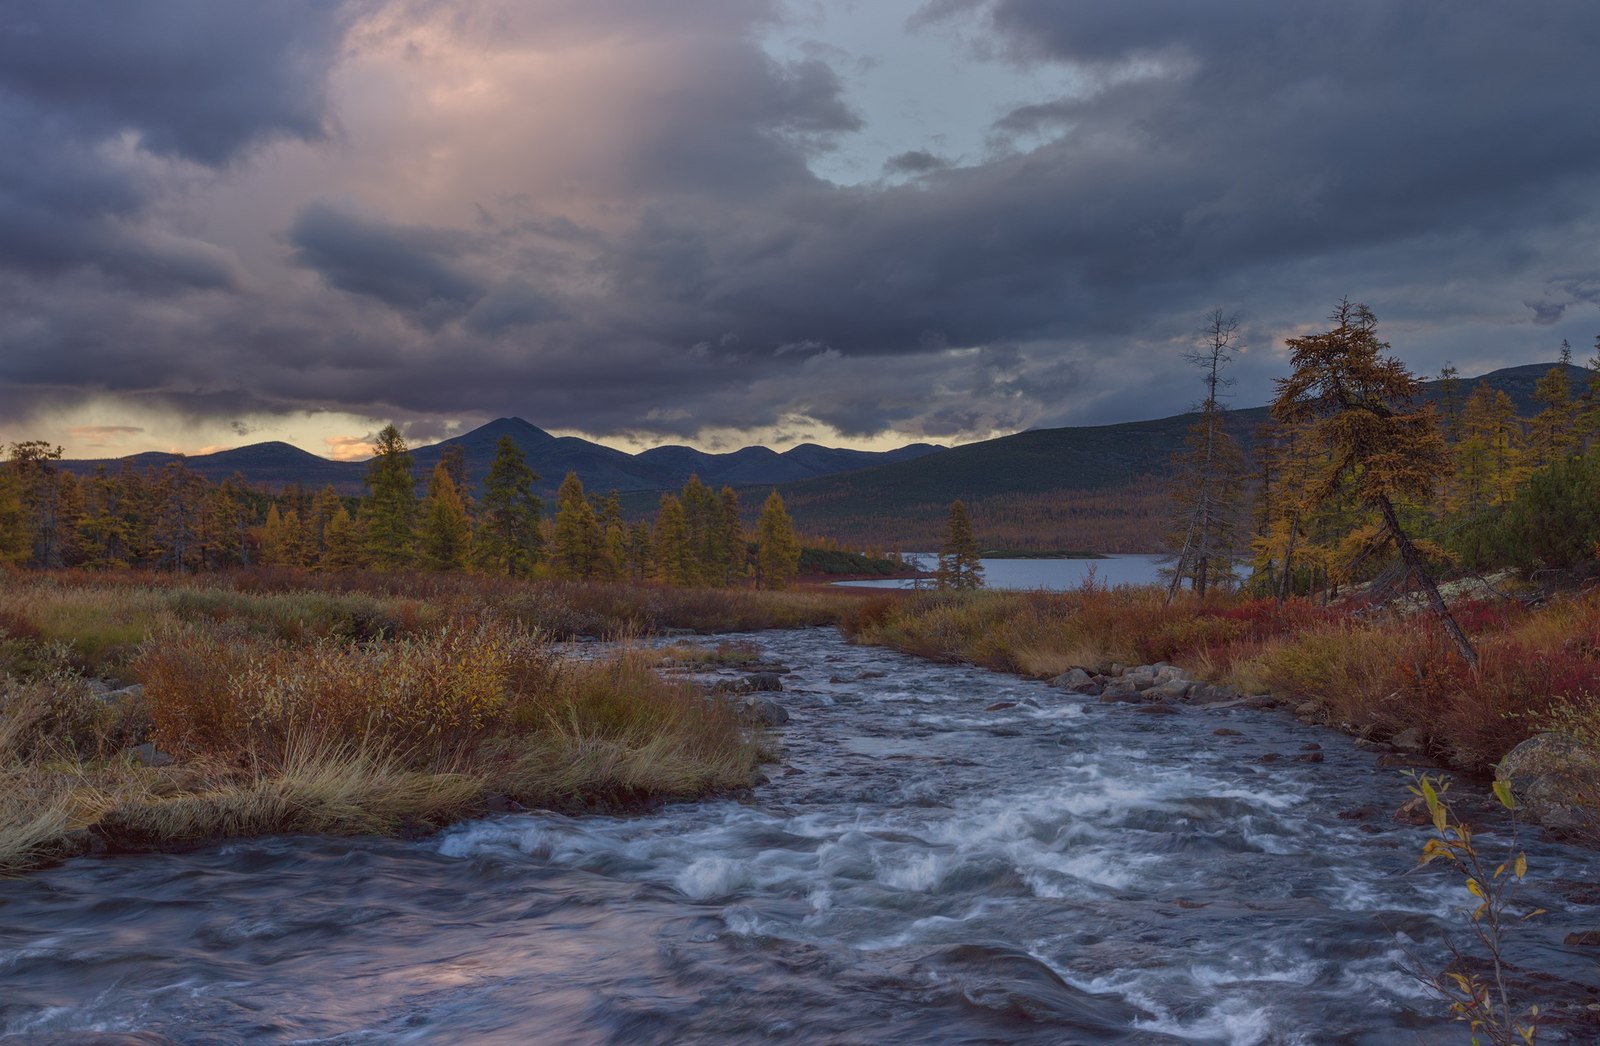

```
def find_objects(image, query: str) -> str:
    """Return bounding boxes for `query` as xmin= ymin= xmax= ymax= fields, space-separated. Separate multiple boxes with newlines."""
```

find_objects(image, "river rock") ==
xmin=985 ymin=701 xmax=1017 ymax=712
xmin=1099 ymin=687 xmax=1144 ymax=704
xmin=1389 ymin=727 xmax=1427 ymax=753
xmin=1497 ymin=732 xmax=1600 ymax=835
xmin=1051 ymin=668 xmax=1096 ymax=692
xmin=1565 ymin=930 xmax=1600 ymax=947
xmin=740 ymin=697 xmax=790 ymax=727
xmin=1144 ymin=679 xmax=1193 ymax=703
xmin=1213 ymin=728 xmax=1243 ymax=737
xmin=1131 ymin=703 xmax=1179 ymax=716
xmin=1186 ymin=683 xmax=1235 ymax=704
xmin=1392 ymin=796 xmax=1432 ymax=825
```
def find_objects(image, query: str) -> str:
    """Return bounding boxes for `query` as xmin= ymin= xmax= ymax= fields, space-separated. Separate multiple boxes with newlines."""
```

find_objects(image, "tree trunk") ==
xmin=1376 ymin=495 xmax=1479 ymax=668
xmin=1277 ymin=511 xmax=1299 ymax=606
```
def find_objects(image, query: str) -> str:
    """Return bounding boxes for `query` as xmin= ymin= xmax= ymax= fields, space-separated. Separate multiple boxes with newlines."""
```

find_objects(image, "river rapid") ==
xmin=3 ymin=628 xmax=1598 ymax=1045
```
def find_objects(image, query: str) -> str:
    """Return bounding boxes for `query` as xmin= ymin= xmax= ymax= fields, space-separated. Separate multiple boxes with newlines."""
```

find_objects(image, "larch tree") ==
xmin=1525 ymin=342 xmax=1577 ymax=468
xmin=1271 ymin=299 xmax=1477 ymax=666
xmin=652 ymin=494 xmax=691 ymax=585
xmin=754 ymin=490 xmax=801 ymax=589
xmin=1164 ymin=309 xmax=1247 ymax=599
xmin=0 ymin=461 xmax=28 ymax=566
xmin=8 ymin=441 xmax=68 ymax=568
xmin=718 ymin=486 xmax=746 ymax=586
xmin=419 ymin=461 xmax=473 ymax=571
xmin=359 ymin=424 xmax=418 ymax=569
xmin=551 ymin=472 xmax=604 ymax=579
xmin=477 ymin=435 xmax=543 ymax=577
xmin=935 ymin=499 xmax=984 ymax=590
xmin=321 ymin=506 xmax=364 ymax=570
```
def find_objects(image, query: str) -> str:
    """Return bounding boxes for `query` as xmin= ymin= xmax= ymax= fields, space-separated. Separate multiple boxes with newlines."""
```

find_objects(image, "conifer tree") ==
xmin=551 ymin=472 xmax=604 ymax=578
xmin=359 ymin=424 xmax=417 ymax=569
xmin=150 ymin=461 xmax=207 ymax=572
xmin=626 ymin=521 xmax=653 ymax=582
xmin=1272 ymin=299 xmax=1476 ymax=666
xmin=935 ymin=500 xmax=984 ymax=589
xmin=0 ymin=463 xmax=27 ymax=566
xmin=755 ymin=490 xmax=801 ymax=589
xmin=1455 ymin=383 xmax=1523 ymax=508
xmin=7 ymin=442 xmax=69 ymax=568
xmin=477 ymin=435 xmax=543 ymax=577
xmin=1164 ymin=309 xmax=1246 ymax=598
xmin=321 ymin=506 xmax=364 ymax=571
xmin=258 ymin=503 xmax=295 ymax=565
xmin=204 ymin=476 xmax=253 ymax=569
xmin=653 ymin=494 xmax=692 ymax=585
xmin=418 ymin=461 xmax=472 ymax=571
xmin=1525 ymin=342 xmax=1577 ymax=468
xmin=77 ymin=465 xmax=133 ymax=569
xmin=718 ymin=486 xmax=746 ymax=586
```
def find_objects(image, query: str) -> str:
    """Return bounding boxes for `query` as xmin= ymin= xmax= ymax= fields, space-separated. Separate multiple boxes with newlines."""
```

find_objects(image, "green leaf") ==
xmin=1492 ymin=778 xmax=1516 ymax=810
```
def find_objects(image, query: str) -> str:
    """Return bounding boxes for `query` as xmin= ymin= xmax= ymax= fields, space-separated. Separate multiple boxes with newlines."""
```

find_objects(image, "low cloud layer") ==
xmin=2 ymin=0 xmax=1598 ymax=457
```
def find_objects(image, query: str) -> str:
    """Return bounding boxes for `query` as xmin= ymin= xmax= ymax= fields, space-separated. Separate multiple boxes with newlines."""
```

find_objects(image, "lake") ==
xmin=837 ymin=552 xmax=1167 ymax=591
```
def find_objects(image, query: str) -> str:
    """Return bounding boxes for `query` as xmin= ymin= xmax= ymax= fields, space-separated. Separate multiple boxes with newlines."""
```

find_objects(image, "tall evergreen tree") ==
xmin=321 ymin=506 xmax=364 ymax=571
xmin=418 ymin=462 xmax=473 ymax=571
xmin=359 ymin=424 xmax=418 ymax=569
xmin=653 ymin=494 xmax=692 ymax=585
xmin=7 ymin=441 xmax=69 ymax=568
xmin=1272 ymin=299 xmax=1475 ymax=666
xmin=1526 ymin=344 xmax=1578 ymax=468
xmin=935 ymin=500 xmax=984 ymax=590
xmin=718 ymin=486 xmax=746 ymax=586
xmin=0 ymin=462 xmax=27 ymax=566
xmin=551 ymin=472 xmax=604 ymax=578
xmin=477 ymin=435 xmax=543 ymax=577
xmin=755 ymin=490 xmax=801 ymax=589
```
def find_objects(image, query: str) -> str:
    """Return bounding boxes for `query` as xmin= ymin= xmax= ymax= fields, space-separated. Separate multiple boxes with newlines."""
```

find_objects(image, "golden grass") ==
xmin=0 ymin=572 xmax=778 ymax=876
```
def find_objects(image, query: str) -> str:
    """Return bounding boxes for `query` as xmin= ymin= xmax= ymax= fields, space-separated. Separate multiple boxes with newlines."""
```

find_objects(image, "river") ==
xmin=2 ymin=628 xmax=1597 ymax=1044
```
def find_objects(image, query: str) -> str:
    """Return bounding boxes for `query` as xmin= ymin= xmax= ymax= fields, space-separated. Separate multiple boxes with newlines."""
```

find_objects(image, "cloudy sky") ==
xmin=3 ymin=1 xmax=1598 ymax=460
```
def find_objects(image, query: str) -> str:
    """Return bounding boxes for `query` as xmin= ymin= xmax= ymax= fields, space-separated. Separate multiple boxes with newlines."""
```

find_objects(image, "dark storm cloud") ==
xmin=0 ymin=0 xmax=352 ymax=165
xmin=289 ymin=201 xmax=485 ymax=317
xmin=5 ymin=0 xmax=1600 ymax=449
xmin=0 ymin=0 xmax=353 ymax=293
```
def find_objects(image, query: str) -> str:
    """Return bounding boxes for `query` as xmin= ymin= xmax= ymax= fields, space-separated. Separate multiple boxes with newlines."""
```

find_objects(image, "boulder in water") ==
xmin=1497 ymin=732 xmax=1600 ymax=836
xmin=1051 ymin=668 xmax=1097 ymax=692
xmin=740 ymin=697 xmax=790 ymax=727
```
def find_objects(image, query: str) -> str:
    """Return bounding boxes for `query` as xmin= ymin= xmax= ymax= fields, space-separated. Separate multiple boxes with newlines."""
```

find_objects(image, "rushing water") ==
xmin=835 ymin=553 xmax=1167 ymax=591
xmin=3 ymin=629 xmax=1598 ymax=1044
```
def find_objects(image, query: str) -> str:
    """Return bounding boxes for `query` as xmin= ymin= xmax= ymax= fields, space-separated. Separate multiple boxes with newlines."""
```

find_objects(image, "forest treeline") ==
xmin=0 ymin=427 xmax=811 ymax=589
xmin=1229 ymin=336 xmax=1600 ymax=599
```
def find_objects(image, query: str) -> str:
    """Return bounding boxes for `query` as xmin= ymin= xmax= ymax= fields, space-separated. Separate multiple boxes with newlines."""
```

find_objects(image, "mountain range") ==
xmin=57 ymin=362 xmax=1578 ymax=552
xmin=58 ymin=417 xmax=943 ymax=497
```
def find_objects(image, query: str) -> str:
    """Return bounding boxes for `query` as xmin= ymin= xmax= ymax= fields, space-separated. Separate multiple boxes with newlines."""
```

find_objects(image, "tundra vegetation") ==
xmin=0 ymin=569 xmax=857 ymax=875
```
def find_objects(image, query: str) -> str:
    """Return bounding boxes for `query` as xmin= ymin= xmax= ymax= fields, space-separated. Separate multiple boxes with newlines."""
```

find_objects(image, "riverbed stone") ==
xmin=740 ymin=697 xmax=790 ymax=727
xmin=1186 ymin=683 xmax=1234 ymax=704
xmin=1144 ymin=679 xmax=1193 ymax=703
xmin=1099 ymin=686 xmax=1144 ymax=704
xmin=1131 ymin=703 xmax=1180 ymax=715
xmin=1565 ymin=930 xmax=1600 ymax=947
xmin=985 ymin=701 xmax=1017 ymax=712
xmin=1497 ymin=732 xmax=1600 ymax=836
xmin=1051 ymin=668 xmax=1096 ymax=691
xmin=1393 ymin=797 xmax=1432 ymax=825
xmin=1389 ymin=727 xmax=1427 ymax=753
xmin=1213 ymin=728 xmax=1243 ymax=737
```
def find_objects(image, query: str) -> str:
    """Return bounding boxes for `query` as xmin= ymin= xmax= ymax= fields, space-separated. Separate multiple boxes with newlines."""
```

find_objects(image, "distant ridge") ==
xmin=58 ymin=418 xmax=945 ymax=497
xmin=769 ymin=362 xmax=1587 ymax=551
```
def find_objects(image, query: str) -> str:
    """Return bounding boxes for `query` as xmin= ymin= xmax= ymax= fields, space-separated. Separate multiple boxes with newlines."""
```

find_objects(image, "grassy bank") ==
xmin=840 ymin=586 xmax=1600 ymax=776
xmin=0 ymin=570 xmax=860 ymax=875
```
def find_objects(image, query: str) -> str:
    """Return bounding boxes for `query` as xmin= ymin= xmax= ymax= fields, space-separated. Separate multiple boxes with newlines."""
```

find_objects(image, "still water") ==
xmin=2 ymin=628 xmax=1597 ymax=1044
xmin=835 ymin=553 xmax=1167 ymax=591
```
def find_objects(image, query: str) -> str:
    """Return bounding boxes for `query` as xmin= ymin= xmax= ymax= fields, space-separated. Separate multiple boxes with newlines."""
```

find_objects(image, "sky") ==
xmin=2 ymin=0 xmax=1598 ymax=461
